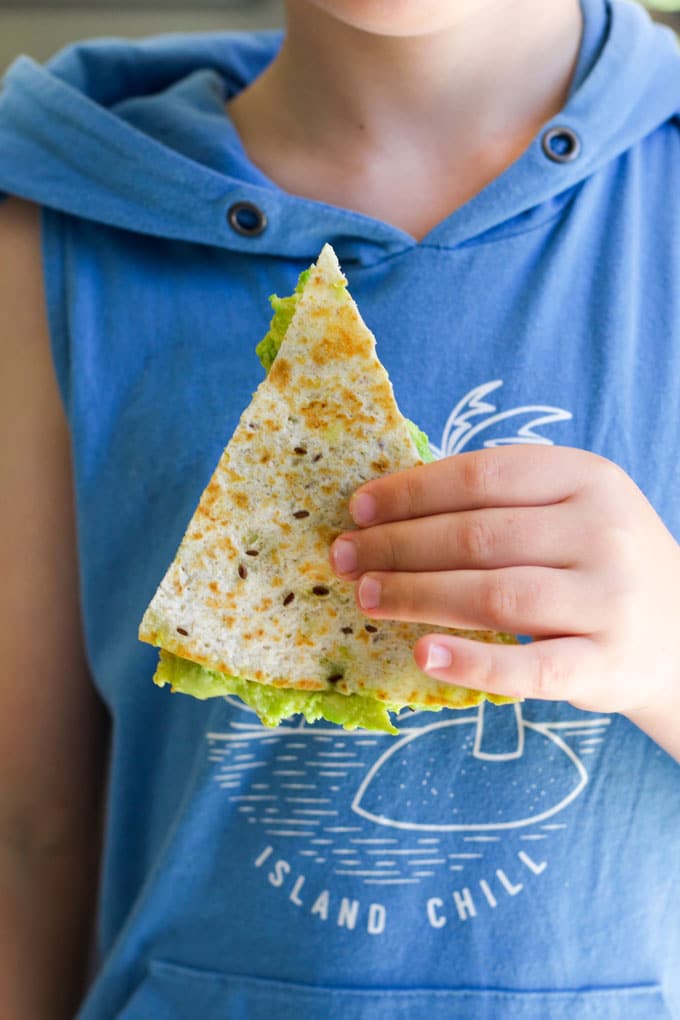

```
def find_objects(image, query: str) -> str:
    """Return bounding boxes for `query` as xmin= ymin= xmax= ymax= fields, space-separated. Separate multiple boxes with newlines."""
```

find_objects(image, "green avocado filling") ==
xmin=155 ymin=650 xmax=403 ymax=734
xmin=406 ymin=419 xmax=435 ymax=463
xmin=256 ymin=268 xmax=313 ymax=372
xmin=157 ymin=267 xmax=470 ymax=732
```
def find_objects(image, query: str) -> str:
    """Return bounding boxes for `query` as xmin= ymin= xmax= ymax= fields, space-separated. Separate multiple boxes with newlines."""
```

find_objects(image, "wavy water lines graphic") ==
xmin=206 ymin=708 xmax=611 ymax=888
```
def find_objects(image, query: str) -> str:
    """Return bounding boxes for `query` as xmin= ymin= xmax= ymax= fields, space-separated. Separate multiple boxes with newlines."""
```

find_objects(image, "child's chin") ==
xmin=300 ymin=0 xmax=465 ymax=39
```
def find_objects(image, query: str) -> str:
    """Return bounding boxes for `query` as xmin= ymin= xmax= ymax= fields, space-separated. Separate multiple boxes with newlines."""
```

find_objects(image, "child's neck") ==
xmin=228 ymin=0 xmax=583 ymax=240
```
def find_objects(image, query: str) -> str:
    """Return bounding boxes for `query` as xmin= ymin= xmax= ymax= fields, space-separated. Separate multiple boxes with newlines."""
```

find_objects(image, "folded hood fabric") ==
xmin=0 ymin=1 xmax=678 ymax=264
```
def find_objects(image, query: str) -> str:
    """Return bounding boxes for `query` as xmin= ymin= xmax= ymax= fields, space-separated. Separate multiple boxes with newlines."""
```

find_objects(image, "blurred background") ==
xmin=0 ymin=0 xmax=677 ymax=74
xmin=0 ymin=1 xmax=284 ymax=72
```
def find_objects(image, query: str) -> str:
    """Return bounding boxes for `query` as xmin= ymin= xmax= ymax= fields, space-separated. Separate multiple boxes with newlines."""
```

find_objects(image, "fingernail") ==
xmin=424 ymin=643 xmax=453 ymax=672
xmin=358 ymin=576 xmax=382 ymax=610
xmin=331 ymin=538 xmax=358 ymax=575
xmin=350 ymin=491 xmax=377 ymax=526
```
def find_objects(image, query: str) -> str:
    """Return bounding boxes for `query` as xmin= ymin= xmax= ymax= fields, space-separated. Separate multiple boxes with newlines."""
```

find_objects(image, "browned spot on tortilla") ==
xmin=269 ymin=356 xmax=292 ymax=390
xmin=315 ymin=524 xmax=341 ymax=546
xmin=171 ymin=640 xmax=199 ymax=663
xmin=232 ymin=492 xmax=249 ymax=509
xmin=423 ymin=692 xmax=443 ymax=706
xmin=310 ymin=317 xmax=366 ymax=365
xmin=260 ymin=451 xmax=272 ymax=464
xmin=209 ymin=581 xmax=219 ymax=593
xmin=283 ymin=678 xmax=327 ymax=692
xmin=338 ymin=386 xmax=367 ymax=419
xmin=300 ymin=399 xmax=329 ymax=430
xmin=370 ymin=458 xmax=389 ymax=473
xmin=195 ymin=504 xmax=214 ymax=521
xmin=258 ymin=597 xmax=273 ymax=611
xmin=201 ymin=481 xmax=223 ymax=514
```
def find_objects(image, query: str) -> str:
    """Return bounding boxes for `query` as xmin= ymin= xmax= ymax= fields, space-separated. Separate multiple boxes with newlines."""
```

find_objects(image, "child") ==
xmin=1 ymin=1 xmax=679 ymax=1016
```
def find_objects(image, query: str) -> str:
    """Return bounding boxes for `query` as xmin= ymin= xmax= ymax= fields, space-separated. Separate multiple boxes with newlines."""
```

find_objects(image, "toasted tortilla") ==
xmin=139 ymin=244 xmax=515 ymax=731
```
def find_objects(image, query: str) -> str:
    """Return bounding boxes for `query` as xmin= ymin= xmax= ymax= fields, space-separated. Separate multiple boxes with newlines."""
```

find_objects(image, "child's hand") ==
xmin=330 ymin=446 xmax=680 ymax=719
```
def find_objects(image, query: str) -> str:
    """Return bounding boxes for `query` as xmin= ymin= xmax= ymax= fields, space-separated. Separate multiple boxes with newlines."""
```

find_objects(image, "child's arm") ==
xmin=330 ymin=446 xmax=680 ymax=762
xmin=0 ymin=198 xmax=110 ymax=1019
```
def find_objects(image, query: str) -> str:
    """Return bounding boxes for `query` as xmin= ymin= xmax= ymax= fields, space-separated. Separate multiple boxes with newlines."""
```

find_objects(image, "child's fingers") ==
xmin=413 ymin=633 xmax=598 ymax=704
xmin=331 ymin=503 xmax=577 ymax=579
xmin=349 ymin=446 xmax=592 ymax=527
xmin=355 ymin=565 xmax=604 ymax=637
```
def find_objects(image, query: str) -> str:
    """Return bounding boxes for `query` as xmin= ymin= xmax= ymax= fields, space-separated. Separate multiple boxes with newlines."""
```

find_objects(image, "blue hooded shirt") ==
xmin=1 ymin=1 xmax=680 ymax=1017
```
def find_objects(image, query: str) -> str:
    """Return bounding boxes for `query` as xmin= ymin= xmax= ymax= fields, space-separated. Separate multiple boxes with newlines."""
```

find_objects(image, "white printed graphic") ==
xmin=429 ymin=379 xmax=572 ymax=458
xmin=352 ymin=707 xmax=588 ymax=832
xmin=208 ymin=710 xmax=610 ymax=890
xmin=206 ymin=381 xmax=609 ymax=927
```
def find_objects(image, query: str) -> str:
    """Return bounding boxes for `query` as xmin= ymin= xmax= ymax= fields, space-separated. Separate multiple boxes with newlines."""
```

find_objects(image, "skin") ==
xmin=0 ymin=197 xmax=110 ymax=1017
xmin=229 ymin=0 xmax=584 ymax=238
xmin=330 ymin=448 xmax=680 ymax=762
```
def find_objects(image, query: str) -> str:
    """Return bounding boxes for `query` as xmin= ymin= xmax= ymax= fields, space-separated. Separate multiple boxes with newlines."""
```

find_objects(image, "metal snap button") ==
xmin=227 ymin=201 xmax=268 ymax=237
xmin=541 ymin=126 xmax=581 ymax=164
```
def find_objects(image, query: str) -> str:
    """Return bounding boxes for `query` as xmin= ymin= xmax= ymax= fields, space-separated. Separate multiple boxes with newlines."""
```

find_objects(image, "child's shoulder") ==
xmin=0 ymin=196 xmax=42 ymax=290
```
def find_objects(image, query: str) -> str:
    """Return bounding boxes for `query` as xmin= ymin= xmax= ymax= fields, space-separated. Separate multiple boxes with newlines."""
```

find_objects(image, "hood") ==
xmin=0 ymin=0 xmax=678 ymax=266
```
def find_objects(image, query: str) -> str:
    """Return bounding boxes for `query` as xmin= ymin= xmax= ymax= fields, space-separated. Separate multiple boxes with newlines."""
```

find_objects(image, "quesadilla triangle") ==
xmin=139 ymin=244 xmax=516 ymax=734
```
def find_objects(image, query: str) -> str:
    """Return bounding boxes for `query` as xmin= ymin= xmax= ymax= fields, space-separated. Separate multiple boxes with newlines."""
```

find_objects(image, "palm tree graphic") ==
xmin=432 ymin=378 xmax=572 ymax=760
